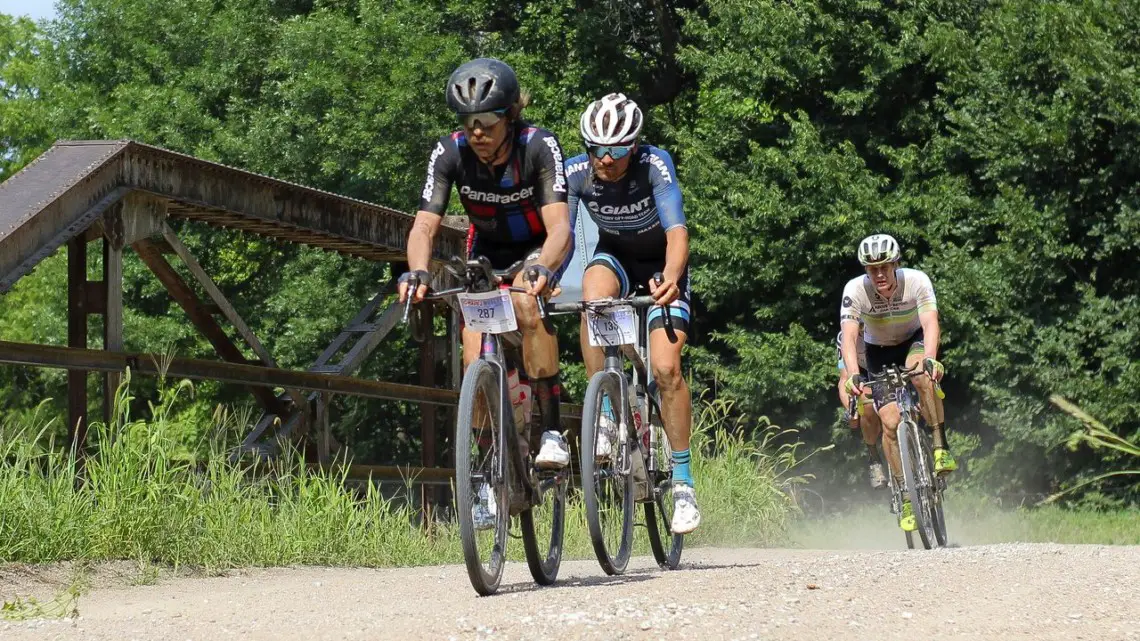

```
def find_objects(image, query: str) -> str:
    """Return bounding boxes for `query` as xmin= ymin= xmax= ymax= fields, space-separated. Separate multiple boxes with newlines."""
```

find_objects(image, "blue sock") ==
xmin=671 ymin=449 xmax=694 ymax=487
xmin=601 ymin=395 xmax=615 ymax=421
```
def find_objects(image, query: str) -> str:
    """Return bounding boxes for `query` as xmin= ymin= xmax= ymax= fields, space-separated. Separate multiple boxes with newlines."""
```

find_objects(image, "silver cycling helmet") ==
xmin=858 ymin=234 xmax=901 ymax=266
xmin=580 ymin=93 xmax=643 ymax=146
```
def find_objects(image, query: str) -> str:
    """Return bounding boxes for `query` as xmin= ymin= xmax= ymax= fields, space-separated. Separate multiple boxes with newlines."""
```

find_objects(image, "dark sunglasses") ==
xmin=588 ymin=144 xmax=635 ymax=160
xmin=458 ymin=109 xmax=508 ymax=130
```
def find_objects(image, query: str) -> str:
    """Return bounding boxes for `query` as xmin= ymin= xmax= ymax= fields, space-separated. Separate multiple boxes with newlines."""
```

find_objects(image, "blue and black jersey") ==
xmin=565 ymin=145 xmax=685 ymax=262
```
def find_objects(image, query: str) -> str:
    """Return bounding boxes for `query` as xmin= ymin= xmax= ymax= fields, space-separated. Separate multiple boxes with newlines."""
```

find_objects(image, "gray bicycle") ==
xmin=864 ymin=364 xmax=948 ymax=549
xmin=406 ymin=256 xmax=568 ymax=595
xmin=548 ymin=286 xmax=683 ymax=573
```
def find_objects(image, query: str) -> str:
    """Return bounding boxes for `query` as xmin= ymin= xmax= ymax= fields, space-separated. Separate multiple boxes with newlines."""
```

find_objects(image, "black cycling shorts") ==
xmin=864 ymin=328 xmax=925 ymax=409
xmin=587 ymin=242 xmax=691 ymax=334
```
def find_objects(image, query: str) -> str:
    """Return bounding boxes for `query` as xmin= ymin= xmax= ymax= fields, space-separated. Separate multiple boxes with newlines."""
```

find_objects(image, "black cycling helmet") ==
xmin=445 ymin=58 xmax=520 ymax=115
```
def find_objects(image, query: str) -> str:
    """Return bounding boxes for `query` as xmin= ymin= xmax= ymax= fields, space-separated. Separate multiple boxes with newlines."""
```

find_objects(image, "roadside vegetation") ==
xmin=0 ymin=378 xmax=800 ymax=568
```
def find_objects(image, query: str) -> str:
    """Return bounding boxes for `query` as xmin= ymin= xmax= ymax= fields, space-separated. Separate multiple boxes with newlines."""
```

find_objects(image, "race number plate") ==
xmin=587 ymin=305 xmax=637 ymax=347
xmin=458 ymin=290 xmax=517 ymax=334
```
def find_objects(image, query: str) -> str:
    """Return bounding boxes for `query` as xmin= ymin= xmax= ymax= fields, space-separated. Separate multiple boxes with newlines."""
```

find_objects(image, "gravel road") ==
xmin=2 ymin=544 xmax=1138 ymax=641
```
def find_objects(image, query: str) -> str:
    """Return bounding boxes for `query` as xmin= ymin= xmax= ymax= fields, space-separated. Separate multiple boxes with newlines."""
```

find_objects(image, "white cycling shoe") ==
xmin=594 ymin=413 xmax=618 ymax=461
xmin=671 ymin=484 xmax=702 ymax=534
xmin=868 ymin=462 xmax=887 ymax=489
xmin=534 ymin=431 xmax=571 ymax=469
xmin=472 ymin=482 xmax=497 ymax=531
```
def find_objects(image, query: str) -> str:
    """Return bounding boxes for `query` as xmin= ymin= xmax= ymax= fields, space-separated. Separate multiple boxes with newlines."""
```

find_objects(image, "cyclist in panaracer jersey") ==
xmin=420 ymin=124 xmax=567 ymax=257
xmin=839 ymin=234 xmax=955 ymax=534
xmin=568 ymin=93 xmax=700 ymax=535
xmin=835 ymin=328 xmax=886 ymax=489
xmin=399 ymin=59 xmax=573 ymax=502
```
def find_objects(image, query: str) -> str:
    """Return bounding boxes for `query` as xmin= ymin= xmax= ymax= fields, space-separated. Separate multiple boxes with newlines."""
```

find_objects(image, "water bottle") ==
xmin=507 ymin=368 xmax=528 ymax=433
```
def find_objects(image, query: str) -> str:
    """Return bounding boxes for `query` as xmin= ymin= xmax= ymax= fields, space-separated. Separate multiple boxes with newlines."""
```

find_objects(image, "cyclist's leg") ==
xmin=837 ymin=362 xmax=856 ymax=427
xmin=876 ymin=400 xmax=904 ymax=484
xmin=905 ymin=345 xmax=954 ymax=472
xmin=579 ymin=254 xmax=626 ymax=378
xmin=510 ymin=246 xmax=567 ymax=467
xmin=646 ymin=280 xmax=699 ymax=533
xmin=905 ymin=344 xmax=941 ymax=432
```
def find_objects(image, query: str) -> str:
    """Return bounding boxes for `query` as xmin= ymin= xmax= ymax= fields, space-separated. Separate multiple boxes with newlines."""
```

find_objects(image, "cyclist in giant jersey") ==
xmin=565 ymin=93 xmax=700 ymax=534
xmin=839 ymin=234 xmax=956 ymax=533
xmin=399 ymin=58 xmax=573 ymax=474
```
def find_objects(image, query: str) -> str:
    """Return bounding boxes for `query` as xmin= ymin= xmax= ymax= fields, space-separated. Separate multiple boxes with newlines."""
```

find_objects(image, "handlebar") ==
xmin=546 ymin=295 xmax=660 ymax=315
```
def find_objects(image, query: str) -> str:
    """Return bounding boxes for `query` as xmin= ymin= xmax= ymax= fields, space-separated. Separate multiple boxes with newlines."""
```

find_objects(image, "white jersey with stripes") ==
xmin=839 ymin=268 xmax=937 ymax=347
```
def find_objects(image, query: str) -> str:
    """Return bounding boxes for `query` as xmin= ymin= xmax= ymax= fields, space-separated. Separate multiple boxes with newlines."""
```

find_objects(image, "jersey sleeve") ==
xmin=528 ymin=130 xmax=569 ymax=207
xmin=912 ymin=270 xmax=938 ymax=314
xmin=417 ymin=137 xmax=458 ymax=215
xmin=646 ymin=148 xmax=686 ymax=231
xmin=840 ymin=278 xmax=865 ymax=325
xmin=564 ymin=155 xmax=589 ymax=232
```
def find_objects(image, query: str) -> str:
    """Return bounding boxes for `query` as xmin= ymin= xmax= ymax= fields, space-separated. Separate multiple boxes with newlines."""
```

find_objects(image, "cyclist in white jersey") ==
xmin=836 ymin=328 xmax=886 ymax=488
xmin=839 ymin=234 xmax=955 ymax=532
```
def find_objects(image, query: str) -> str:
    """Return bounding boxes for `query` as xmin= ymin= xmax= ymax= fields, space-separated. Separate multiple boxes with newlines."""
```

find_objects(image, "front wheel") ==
xmin=455 ymin=359 xmax=510 ymax=595
xmin=580 ymin=370 xmax=634 ymax=575
xmin=644 ymin=394 xmax=683 ymax=569
xmin=899 ymin=418 xmax=938 ymax=549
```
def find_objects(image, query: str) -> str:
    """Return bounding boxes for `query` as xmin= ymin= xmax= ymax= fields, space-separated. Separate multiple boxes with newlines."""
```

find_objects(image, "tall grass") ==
xmin=0 ymin=375 xmax=801 ymax=568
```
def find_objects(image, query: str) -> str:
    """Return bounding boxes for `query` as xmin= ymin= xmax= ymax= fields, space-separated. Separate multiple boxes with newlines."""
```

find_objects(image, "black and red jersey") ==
xmin=418 ymin=123 xmax=568 ymax=248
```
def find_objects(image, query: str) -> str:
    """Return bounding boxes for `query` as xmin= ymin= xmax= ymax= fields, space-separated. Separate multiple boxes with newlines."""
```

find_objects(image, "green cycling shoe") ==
xmin=899 ymin=499 xmax=917 ymax=532
xmin=934 ymin=448 xmax=958 ymax=475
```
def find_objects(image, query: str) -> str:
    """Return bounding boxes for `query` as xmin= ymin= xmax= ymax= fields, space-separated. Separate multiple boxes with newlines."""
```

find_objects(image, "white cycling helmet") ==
xmin=858 ymin=234 xmax=901 ymax=266
xmin=580 ymin=93 xmax=643 ymax=146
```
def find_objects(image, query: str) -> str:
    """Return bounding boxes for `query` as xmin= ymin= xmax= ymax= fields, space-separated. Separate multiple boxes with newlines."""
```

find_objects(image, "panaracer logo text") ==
xmin=642 ymin=152 xmax=673 ymax=183
xmin=545 ymin=137 xmax=567 ymax=192
xmin=421 ymin=142 xmax=446 ymax=201
xmin=588 ymin=196 xmax=653 ymax=217
xmin=460 ymin=185 xmax=536 ymax=203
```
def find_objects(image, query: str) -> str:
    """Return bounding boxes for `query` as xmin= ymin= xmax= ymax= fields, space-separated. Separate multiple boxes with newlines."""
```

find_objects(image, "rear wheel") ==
xmin=520 ymin=466 xmax=567 ymax=585
xmin=580 ymin=370 xmax=634 ymax=575
xmin=644 ymin=394 xmax=683 ymax=569
xmin=455 ymin=359 xmax=509 ymax=595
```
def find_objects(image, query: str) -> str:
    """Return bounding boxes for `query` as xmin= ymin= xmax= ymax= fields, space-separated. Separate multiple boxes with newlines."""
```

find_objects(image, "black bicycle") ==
xmin=405 ymin=256 xmax=568 ymax=595
xmin=864 ymin=364 xmax=948 ymax=550
xmin=548 ymin=283 xmax=683 ymax=573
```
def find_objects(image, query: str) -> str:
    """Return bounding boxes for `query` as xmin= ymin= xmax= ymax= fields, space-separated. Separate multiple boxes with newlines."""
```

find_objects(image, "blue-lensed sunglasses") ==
xmin=588 ymin=144 xmax=635 ymax=160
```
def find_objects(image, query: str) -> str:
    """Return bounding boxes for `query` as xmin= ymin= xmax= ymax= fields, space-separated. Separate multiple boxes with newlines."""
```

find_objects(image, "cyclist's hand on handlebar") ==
xmin=649 ymin=275 xmax=679 ymax=306
xmin=397 ymin=270 xmax=432 ymax=304
xmin=922 ymin=357 xmax=945 ymax=382
xmin=525 ymin=265 xmax=556 ymax=297
xmin=845 ymin=373 xmax=865 ymax=397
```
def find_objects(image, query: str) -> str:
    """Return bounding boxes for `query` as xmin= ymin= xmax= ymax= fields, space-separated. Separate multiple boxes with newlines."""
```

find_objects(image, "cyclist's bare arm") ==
xmin=399 ymin=211 xmax=442 ymax=302
xmin=662 ymin=226 xmax=689 ymax=284
xmin=528 ymin=202 xmax=571 ymax=292
xmin=919 ymin=309 xmax=940 ymax=362
xmin=840 ymin=320 xmax=862 ymax=379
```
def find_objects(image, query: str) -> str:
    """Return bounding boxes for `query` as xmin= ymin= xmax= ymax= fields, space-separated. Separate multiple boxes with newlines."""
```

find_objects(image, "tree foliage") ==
xmin=1 ymin=0 xmax=1137 ymax=500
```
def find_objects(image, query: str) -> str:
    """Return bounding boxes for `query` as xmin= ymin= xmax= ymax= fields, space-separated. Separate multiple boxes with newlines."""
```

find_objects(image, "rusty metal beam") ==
xmin=0 ymin=340 xmax=464 ymax=405
xmin=67 ymin=237 xmax=88 ymax=452
xmin=160 ymin=224 xmax=275 ymax=367
xmin=419 ymin=308 xmax=437 ymax=471
xmin=103 ymin=235 xmax=124 ymax=425
xmin=133 ymin=238 xmax=286 ymax=414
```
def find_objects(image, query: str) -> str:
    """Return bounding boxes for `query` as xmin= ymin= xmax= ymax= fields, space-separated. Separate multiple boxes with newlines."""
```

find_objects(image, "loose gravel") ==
xmin=2 ymin=544 xmax=1137 ymax=640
